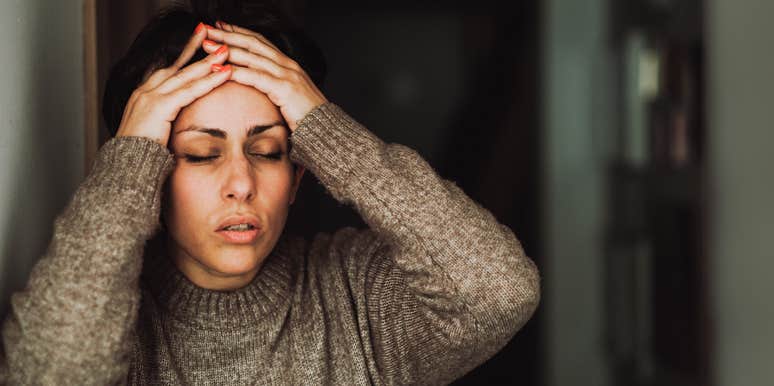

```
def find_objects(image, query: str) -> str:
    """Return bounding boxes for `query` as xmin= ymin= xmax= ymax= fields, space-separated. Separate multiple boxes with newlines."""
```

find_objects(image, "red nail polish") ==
xmin=215 ymin=45 xmax=228 ymax=55
xmin=203 ymin=39 xmax=217 ymax=47
xmin=194 ymin=22 xmax=205 ymax=34
xmin=212 ymin=64 xmax=231 ymax=73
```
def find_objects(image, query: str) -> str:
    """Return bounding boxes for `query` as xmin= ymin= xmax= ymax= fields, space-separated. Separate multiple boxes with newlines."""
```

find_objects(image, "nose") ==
xmin=221 ymin=154 xmax=256 ymax=202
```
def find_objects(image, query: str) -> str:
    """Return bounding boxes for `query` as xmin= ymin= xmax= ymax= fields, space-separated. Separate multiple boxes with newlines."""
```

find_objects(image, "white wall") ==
xmin=0 ymin=1 xmax=84 ymax=317
xmin=708 ymin=1 xmax=774 ymax=385
xmin=542 ymin=0 xmax=613 ymax=385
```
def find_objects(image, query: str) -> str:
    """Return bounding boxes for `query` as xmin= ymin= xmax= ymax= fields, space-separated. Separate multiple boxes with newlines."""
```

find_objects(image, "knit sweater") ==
xmin=0 ymin=103 xmax=540 ymax=385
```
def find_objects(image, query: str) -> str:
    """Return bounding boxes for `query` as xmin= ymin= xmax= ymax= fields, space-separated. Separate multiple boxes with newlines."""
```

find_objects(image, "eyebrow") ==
xmin=177 ymin=122 xmax=287 ymax=138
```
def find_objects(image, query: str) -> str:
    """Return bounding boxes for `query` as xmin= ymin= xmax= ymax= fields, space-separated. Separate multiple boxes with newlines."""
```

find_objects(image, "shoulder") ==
xmin=288 ymin=227 xmax=392 ymax=279
xmin=305 ymin=227 xmax=388 ymax=263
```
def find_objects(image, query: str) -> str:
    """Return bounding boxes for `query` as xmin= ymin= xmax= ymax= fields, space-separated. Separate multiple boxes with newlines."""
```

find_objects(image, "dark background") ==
xmin=285 ymin=1 xmax=542 ymax=385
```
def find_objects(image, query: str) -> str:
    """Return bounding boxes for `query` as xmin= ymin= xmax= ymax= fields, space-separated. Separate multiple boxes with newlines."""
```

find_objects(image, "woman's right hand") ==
xmin=115 ymin=23 xmax=232 ymax=147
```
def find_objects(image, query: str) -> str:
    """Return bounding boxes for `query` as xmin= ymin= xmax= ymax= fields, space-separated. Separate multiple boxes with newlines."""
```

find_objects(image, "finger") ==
xmin=166 ymin=65 xmax=233 ymax=109
xmin=215 ymin=20 xmax=281 ymax=51
xmin=137 ymin=67 xmax=175 ymax=92
xmin=229 ymin=65 xmax=284 ymax=97
xmin=206 ymin=27 xmax=287 ymax=66
xmin=202 ymin=41 xmax=288 ymax=77
xmin=172 ymin=22 xmax=210 ymax=69
xmin=140 ymin=23 xmax=210 ymax=91
xmin=154 ymin=45 xmax=229 ymax=94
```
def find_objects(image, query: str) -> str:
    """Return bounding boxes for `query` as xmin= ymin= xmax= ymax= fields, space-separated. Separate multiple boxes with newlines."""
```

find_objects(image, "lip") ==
xmin=217 ymin=229 xmax=260 ymax=244
xmin=215 ymin=214 xmax=260 ymax=232
xmin=215 ymin=214 xmax=262 ymax=244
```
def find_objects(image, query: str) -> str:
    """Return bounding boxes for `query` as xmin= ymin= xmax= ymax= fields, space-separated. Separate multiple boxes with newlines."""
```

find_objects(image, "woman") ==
xmin=0 ymin=1 xmax=540 ymax=385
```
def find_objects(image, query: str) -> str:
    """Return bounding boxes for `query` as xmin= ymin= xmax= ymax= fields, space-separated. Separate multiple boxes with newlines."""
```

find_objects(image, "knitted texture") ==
xmin=0 ymin=103 xmax=540 ymax=385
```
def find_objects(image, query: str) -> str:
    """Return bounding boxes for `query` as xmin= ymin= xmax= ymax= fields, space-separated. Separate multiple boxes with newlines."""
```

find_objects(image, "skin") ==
xmin=115 ymin=21 xmax=327 ymax=290
xmin=163 ymin=82 xmax=305 ymax=291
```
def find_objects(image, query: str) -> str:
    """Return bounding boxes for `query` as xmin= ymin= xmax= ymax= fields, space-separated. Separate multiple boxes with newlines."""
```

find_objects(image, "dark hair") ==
xmin=102 ymin=0 xmax=326 ymax=137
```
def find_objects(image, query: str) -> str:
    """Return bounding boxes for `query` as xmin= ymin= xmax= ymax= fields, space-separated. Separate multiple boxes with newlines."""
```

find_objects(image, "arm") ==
xmin=290 ymin=103 xmax=541 ymax=385
xmin=0 ymin=136 xmax=174 ymax=385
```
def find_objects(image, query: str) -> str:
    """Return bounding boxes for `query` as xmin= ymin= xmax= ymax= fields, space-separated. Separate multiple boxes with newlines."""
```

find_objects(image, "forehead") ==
xmin=172 ymin=81 xmax=283 ymax=135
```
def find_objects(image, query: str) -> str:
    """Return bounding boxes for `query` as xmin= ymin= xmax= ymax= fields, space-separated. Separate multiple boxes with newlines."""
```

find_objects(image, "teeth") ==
xmin=223 ymin=223 xmax=253 ymax=231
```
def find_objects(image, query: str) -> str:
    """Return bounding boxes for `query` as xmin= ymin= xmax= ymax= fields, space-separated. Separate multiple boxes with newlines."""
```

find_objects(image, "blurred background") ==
xmin=1 ymin=0 xmax=772 ymax=385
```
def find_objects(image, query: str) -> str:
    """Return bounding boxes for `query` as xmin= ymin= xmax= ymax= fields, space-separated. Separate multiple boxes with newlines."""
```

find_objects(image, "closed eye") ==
xmin=251 ymin=152 xmax=283 ymax=160
xmin=184 ymin=154 xmax=219 ymax=163
xmin=183 ymin=152 xmax=284 ymax=163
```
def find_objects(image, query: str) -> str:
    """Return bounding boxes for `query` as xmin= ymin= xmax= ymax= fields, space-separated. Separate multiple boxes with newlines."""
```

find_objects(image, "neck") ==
xmin=165 ymin=235 xmax=264 ymax=291
xmin=141 ymin=231 xmax=297 ymax=328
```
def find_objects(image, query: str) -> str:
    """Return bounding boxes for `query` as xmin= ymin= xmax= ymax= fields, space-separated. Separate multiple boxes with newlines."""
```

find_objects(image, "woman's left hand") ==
xmin=202 ymin=21 xmax=328 ymax=132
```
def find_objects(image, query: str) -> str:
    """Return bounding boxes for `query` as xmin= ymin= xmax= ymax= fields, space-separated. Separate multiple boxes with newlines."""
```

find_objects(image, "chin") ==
xmin=209 ymin=251 xmax=262 ymax=276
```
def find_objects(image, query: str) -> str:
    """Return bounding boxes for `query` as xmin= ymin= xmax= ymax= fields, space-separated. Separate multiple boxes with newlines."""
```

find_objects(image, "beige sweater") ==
xmin=0 ymin=103 xmax=540 ymax=385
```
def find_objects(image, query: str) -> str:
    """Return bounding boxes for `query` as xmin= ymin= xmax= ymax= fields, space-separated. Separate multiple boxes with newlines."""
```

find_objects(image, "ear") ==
xmin=289 ymin=165 xmax=305 ymax=205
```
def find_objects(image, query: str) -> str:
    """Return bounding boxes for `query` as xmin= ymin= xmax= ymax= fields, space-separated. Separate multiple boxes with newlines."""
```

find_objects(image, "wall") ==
xmin=542 ymin=0 xmax=614 ymax=385
xmin=0 ymin=1 xmax=84 ymax=318
xmin=708 ymin=1 xmax=774 ymax=385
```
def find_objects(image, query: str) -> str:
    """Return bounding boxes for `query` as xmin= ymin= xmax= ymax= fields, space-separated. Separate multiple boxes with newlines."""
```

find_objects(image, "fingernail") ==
xmin=215 ymin=45 xmax=228 ymax=55
xmin=203 ymin=39 xmax=218 ymax=47
xmin=194 ymin=22 xmax=205 ymax=34
xmin=211 ymin=64 xmax=231 ymax=73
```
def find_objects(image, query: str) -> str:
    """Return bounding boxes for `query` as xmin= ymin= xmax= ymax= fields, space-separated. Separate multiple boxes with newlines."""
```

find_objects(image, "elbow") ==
xmin=482 ymin=224 xmax=541 ymax=329
xmin=482 ymin=250 xmax=541 ymax=338
xmin=509 ymin=257 xmax=541 ymax=329
xmin=500 ymin=230 xmax=541 ymax=331
xmin=450 ymin=252 xmax=540 ymax=370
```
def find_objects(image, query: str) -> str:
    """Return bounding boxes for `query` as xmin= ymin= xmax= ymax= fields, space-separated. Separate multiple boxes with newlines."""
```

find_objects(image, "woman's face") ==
xmin=163 ymin=81 xmax=304 ymax=291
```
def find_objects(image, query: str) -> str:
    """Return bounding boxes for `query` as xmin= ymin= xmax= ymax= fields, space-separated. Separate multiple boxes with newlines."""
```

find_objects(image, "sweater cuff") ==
xmin=289 ymin=102 xmax=382 ymax=200
xmin=85 ymin=136 xmax=175 ymax=210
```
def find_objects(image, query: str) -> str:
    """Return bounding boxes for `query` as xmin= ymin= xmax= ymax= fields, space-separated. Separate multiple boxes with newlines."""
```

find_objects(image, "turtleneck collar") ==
xmin=140 ymin=231 xmax=297 ymax=329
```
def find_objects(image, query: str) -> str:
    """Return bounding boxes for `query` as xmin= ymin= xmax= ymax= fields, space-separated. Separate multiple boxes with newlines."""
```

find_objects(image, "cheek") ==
xmin=165 ymin=170 xmax=216 ymax=227
xmin=257 ymin=166 xmax=296 ymax=209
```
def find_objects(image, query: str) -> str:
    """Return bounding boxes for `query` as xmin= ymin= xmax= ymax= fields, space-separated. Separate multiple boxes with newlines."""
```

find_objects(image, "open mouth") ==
xmin=216 ymin=225 xmax=260 ymax=243
xmin=220 ymin=223 xmax=256 ymax=231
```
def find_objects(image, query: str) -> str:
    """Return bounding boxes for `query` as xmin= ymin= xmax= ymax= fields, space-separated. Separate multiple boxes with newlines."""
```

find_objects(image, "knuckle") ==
xmin=276 ymin=67 xmax=291 ymax=79
xmin=172 ymin=83 xmax=191 ymax=96
xmin=287 ymin=70 xmax=303 ymax=83
xmin=128 ymin=88 xmax=144 ymax=101
xmin=134 ymin=91 xmax=151 ymax=105
xmin=169 ymin=72 xmax=185 ymax=84
xmin=134 ymin=97 xmax=154 ymax=112
xmin=135 ymin=82 xmax=150 ymax=92
xmin=137 ymin=75 xmax=157 ymax=90
xmin=250 ymin=36 xmax=270 ymax=53
xmin=285 ymin=59 xmax=302 ymax=71
xmin=155 ymin=68 xmax=175 ymax=79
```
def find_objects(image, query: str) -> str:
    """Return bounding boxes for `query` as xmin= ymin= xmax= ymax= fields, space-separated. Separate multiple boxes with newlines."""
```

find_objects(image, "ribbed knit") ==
xmin=140 ymin=234 xmax=295 ymax=328
xmin=1 ymin=103 xmax=540 ymax=385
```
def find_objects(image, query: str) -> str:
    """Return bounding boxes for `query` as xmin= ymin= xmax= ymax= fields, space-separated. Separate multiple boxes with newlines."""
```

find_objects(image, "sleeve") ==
xmin=289 ymin=103 xmax=541 ymax=385
xmin=0 ymin=136 xmax=175 ymax=386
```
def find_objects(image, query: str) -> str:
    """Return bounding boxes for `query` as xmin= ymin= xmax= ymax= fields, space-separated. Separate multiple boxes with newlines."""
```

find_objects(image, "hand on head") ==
xmin=115 ymin=21 xmax=328 ymax=147
xmin=203 ymin=20 xmax=328 ymax=133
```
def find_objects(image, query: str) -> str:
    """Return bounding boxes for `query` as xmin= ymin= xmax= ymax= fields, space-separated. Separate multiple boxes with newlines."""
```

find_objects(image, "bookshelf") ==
xmin=605 ymin=0 xmax=708 ymax=385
